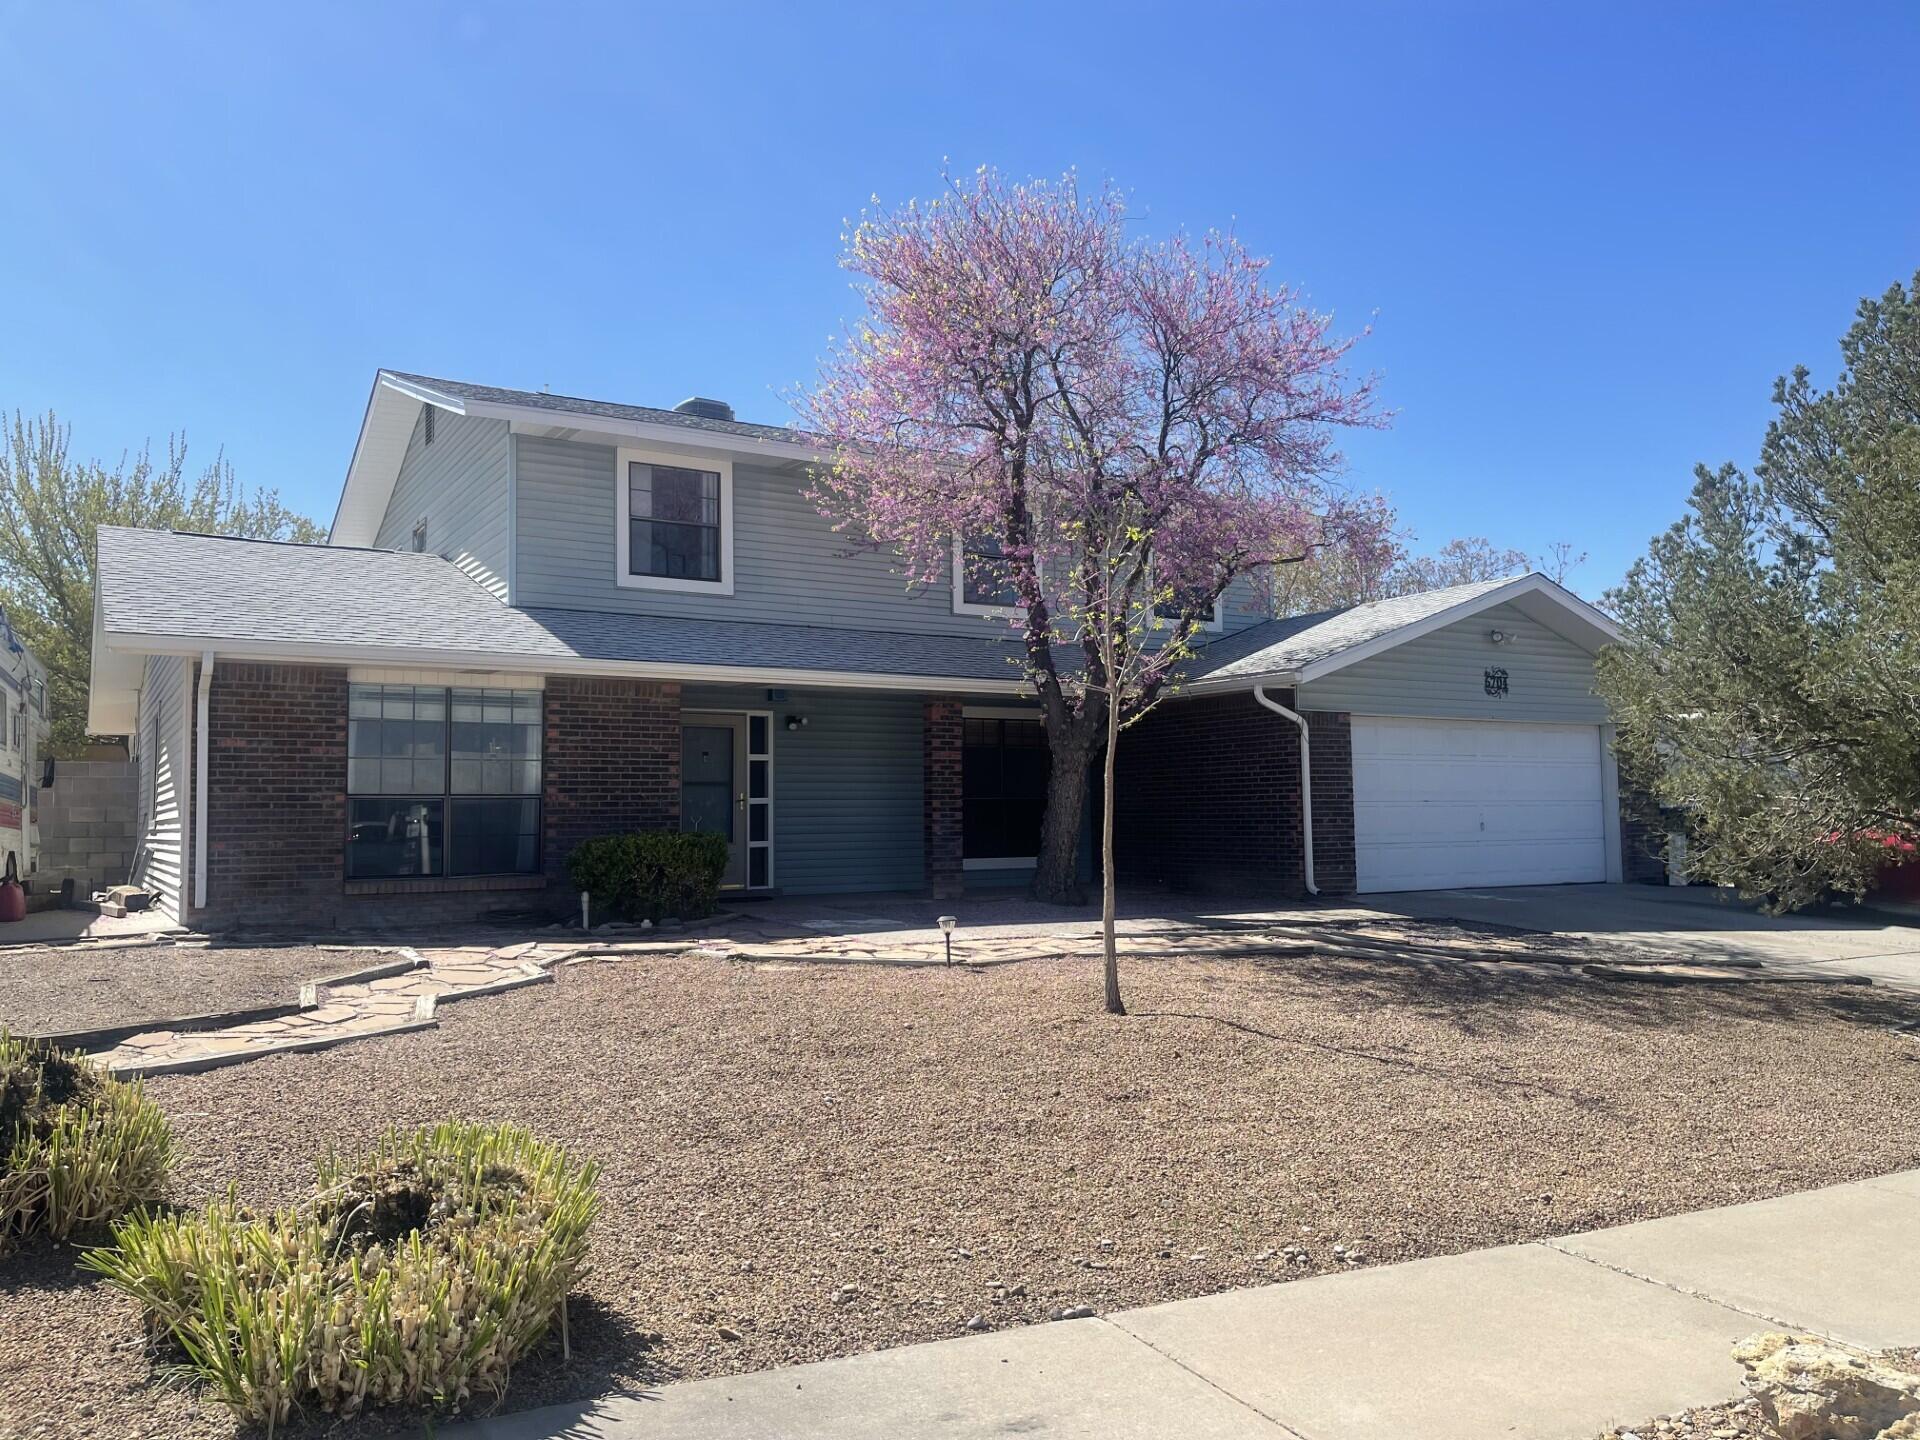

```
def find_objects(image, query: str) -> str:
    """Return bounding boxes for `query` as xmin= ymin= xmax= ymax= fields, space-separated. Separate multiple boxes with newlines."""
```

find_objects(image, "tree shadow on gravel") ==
xmin=1202 ymin=936 xmax=1920 ymax=1044
xmin=1127 ymin=1008 xmax=1610 ymax=1108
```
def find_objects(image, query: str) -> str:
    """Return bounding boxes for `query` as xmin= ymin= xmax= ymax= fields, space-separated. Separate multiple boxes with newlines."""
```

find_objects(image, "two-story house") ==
xmin=87 ymin=370 xmax=1636 ymax=928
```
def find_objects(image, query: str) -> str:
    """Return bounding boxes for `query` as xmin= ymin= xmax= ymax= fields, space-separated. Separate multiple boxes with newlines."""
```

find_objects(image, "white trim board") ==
xmin=101 ymin=629 xmax=1033 ymax=697
xmin=614 ymin=444 xmax=736 ymax=596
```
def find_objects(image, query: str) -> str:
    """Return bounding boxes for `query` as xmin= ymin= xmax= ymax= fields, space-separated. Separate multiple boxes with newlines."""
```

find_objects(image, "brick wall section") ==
xmin=1112 ymin=690 xmax=1357 ymax=897
xmin=543 ymin=677 xmax=681 ymax=887
xmin=923 ymin=697 xmax=964 ymax=900
xmin=201 ymin=662 xmax=348 ymax=920
xmin=1305 ymin=710 xmax=1357 ymax=893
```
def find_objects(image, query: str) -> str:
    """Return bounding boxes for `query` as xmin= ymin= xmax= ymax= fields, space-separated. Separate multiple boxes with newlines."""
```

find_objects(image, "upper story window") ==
xmin=1153 ymin=581 xmax=1226 ymax=633
xmin=616 ymin=446 xmax=735 ymax=594
xmin=952 ymin=534 xmax=1025 ymax=616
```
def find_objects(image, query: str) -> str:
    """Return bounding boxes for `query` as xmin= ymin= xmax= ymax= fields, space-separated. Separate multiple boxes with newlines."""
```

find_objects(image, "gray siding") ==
xmin=135 ymin=655 xmax=191 ymax=920
xmin=680 ymin=684 xmax=925 ymax=894
xmin=374 ymin=408 xmax=512 ymax=598
xmin=1300 ymin=602 xmax=1608 ymax=724
xmin=513 ymin=433 xmax=1266 ymax=637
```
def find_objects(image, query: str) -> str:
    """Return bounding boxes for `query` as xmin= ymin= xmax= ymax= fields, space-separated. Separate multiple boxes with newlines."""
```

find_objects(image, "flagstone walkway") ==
xmin=88 ymin=936 xmax=697 ymax=1078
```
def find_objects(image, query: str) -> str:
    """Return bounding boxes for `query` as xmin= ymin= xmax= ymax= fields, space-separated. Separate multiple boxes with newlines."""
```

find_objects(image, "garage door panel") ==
xmin=1352 ymin=717 xmax=1607 ymax=893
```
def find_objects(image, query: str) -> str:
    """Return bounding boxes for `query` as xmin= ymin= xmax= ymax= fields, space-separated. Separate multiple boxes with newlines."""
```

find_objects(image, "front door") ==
xmin=681 ymin=716 xmax=750 ymax=888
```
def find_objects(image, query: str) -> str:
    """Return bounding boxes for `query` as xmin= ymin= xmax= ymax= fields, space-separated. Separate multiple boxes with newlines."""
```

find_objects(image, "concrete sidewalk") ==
xmin=448 ymin=1170 xmax=1920 ymax=1440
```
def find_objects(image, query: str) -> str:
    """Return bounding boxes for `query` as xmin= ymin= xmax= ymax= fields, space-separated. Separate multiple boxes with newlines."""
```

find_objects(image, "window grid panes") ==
xmin=629 ymin=462 xmax=722 ymax=582
xmin=961 ymin=717 xmax=1048 ymax=860
xmin=960 ymin=534 xmax=1020 ymax=609
xmin=346 ymin=683 xmax=543 ymax=879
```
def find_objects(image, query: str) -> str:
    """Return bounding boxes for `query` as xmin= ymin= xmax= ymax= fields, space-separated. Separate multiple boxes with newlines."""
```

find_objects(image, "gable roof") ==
xmin=332 ymin=370 xmax=828 ymax=547
xmin=87 ymin=526 xmax=1031 ymax=731
xmin=1183 ymin=573 xmax=1620 ymax=692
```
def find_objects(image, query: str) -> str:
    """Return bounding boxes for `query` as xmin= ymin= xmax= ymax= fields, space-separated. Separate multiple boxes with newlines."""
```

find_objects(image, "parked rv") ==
xmin=0 ymin=606 xmax=47 ymax=894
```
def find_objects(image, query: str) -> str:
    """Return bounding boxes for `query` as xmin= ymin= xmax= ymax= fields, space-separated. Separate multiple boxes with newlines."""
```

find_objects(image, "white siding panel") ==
xmin=136 ymin=655 xmax=191 ymax=920
xmin=374 ymin=409 xmax=512 ymax=598
xmin=1352 ymin=717 xmax=1607 ymax=892
xmin=1301 ymin=602 xmax=1607 ymax=724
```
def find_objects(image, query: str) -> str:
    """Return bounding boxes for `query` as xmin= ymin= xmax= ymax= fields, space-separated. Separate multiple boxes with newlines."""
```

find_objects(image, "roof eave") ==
xmin=96 ymin=628 xmax=1031 ymax=697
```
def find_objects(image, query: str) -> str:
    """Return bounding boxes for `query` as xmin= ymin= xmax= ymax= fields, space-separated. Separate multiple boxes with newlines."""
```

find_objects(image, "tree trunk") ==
xmin=1033 ymin=737 xmax=1093 ymax=905
xmin=1101 ymin=678 xmax=1125 ymax=1015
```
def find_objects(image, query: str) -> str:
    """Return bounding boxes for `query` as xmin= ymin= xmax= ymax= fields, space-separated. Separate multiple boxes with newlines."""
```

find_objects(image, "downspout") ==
xmin=1253 ymin=685 xmax=1317 ymax=896
xmin=193 ymin=652 xmax=213 ymax=911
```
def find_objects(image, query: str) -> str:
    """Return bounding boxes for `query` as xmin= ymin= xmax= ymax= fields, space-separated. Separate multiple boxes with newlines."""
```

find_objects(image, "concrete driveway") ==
xmin=1363 ymin=882 xmax=1920 ymax=993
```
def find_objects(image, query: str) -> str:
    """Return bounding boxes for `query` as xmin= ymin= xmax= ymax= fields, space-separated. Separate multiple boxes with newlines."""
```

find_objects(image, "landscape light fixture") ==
xmin=938 ymin=914 xmax=958 ymax=966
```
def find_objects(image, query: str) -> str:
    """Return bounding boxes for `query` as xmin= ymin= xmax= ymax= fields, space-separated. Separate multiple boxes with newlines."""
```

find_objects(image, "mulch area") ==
xmin=4 ymin=937 xmax=1920 ymax=1439
xmin=0 ymin=943 xmax=377 ymax=1038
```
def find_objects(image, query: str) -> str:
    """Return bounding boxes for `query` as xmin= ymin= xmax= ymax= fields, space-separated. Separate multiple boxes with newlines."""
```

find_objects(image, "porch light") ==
xmin=937 ymin=914 xmax=958 ymax=967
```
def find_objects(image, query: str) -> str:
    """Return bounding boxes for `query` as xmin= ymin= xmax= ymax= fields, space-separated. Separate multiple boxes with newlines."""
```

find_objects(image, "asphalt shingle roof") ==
xmin=386 ymin=372 xmax=817 ymax=450
xmin=95 ymin=528 xmax=1532 ymax=690
xmin=94 ymin=527 xmax=1028 ymax=683
xmin=1188 ymin=576 xmax=1525 ymax=682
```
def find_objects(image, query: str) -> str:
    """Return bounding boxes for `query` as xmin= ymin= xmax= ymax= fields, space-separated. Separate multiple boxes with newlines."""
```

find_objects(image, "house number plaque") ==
xmin=1484 ymin=667 xmax=1509 ymax=697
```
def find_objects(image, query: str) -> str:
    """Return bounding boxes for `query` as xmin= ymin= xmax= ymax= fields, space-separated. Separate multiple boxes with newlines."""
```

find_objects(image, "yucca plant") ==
xmin=0 ymin=1031 xmax=172 ymax=1245
xmin=84 ymin=1120 xmax=600 ymax=1433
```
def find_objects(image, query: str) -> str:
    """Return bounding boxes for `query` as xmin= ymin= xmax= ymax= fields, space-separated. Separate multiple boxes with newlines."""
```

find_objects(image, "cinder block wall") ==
xmin=1113 ymin=690 xmax=1357 ymax=897
xmin=35 ymin=757 xmax=138 ymax=899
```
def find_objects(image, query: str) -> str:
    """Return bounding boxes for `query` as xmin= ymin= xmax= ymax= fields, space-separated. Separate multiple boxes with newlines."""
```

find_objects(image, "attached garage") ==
xmin=1349 ymin=717 xmax=1611 ymax=892
xmin=1119 ymin=573 xmax=1630 ymax=899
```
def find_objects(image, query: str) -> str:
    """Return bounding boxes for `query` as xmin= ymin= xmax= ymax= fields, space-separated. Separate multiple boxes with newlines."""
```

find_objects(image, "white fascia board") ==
xmin=331 ymin=373 xmax=429 ymax=547
xmin=1291 ymin=575 xmax=1622 ymax=686
xmin=1176 ymin=669 xmax=1301 ymax=697
xmin=490 ymin=404 xmax=830 ymax=465
xmin=99 ymin=630 xmax=1032 ymax=696
xmin=87 ymin=600 xmax=143 ymax=734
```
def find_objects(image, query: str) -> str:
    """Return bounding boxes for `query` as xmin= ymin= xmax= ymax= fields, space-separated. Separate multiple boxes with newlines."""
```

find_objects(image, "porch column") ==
xmin=923 ymin=696 xmax=964 ymax=900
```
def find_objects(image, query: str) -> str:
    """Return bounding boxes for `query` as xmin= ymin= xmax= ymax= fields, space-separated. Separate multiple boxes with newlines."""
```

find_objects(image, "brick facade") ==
xmin=1113 ymin=690 xmax=1357 ymax=897
xmin=199 ymin=661 xmax=349 ymax=924
xmin=543 ymin=677 xmax=681 ymax=886
xmin=187 ymin=666 xmax=686 ymax=929
xmin=923 ymin=697 xmax=964 ymax=900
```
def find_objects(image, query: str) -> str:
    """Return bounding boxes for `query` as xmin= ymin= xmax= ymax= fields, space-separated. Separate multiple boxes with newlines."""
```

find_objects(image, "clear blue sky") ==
xmin=2 ymin=2 xmax=1914 ymax=598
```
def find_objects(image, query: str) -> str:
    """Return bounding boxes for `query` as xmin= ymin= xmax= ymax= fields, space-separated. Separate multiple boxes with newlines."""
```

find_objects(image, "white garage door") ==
xmin=1351 ymin=717 xmax=1608 ymax=893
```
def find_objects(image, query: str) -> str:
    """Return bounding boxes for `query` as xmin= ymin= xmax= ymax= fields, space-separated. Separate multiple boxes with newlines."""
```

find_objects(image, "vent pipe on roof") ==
xmin=674 ymin=396 xmax=735 ymax=423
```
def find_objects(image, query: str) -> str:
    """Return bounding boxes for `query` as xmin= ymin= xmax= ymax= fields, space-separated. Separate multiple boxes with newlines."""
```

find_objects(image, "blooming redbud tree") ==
xmin=799 ymin=170 xmax=1389 ymax=1011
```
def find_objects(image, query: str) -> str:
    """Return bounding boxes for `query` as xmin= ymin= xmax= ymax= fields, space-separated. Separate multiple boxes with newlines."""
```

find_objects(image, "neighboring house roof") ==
xmin=333 ymin=369 xmax=828 ymax=547
xmin=86 ymin=527 xmax=1031 ymax=731
xmin=1184 ymin=573 xmax=1621 ymax=692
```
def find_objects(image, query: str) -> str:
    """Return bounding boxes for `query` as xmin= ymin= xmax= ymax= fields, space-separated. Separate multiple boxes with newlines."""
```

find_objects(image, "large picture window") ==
xmin=616 ymin=447 xmax=734 ymax=594
xmin=962 ymin=716 xmax=1048 ymax=863
xmin=346 ymin=683 xmax=542 ymax=879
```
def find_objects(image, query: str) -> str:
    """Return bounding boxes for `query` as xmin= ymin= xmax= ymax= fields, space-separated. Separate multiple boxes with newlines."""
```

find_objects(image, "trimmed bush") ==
xmin=566 ymin=829 xmax=730 ymax=922
xmin=84 ymin=1120 xmax=600 ymax=1429
xmin=0 ymin=1032 xmax=172 ymax=1246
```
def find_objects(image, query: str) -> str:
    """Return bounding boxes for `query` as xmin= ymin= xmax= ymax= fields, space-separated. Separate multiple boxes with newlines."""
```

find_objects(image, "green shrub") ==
xmin=84 ymin=1120 xmax=599 ymax=1430
xmin=566 ymin=829 xmax=730 ymax=922
xmin=0 ymin=1032 xmax=172 ymax=1246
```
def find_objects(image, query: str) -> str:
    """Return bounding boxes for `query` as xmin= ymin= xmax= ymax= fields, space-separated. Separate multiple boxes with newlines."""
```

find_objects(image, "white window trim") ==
xmin=952 ymin=534 xmax=1032 ymax=618
xmin=1148 ymin=571 xmax=1226 ymax=633
xmin=615 ymin=445 xmax=735 ymax=595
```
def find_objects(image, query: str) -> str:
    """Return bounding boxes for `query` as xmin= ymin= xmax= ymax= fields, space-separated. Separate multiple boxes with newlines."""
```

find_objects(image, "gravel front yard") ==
xmin=0 ymin=943 xmax=376 ymax=1037
xmin=5 ymin=936 xmax=1920 ymax=1438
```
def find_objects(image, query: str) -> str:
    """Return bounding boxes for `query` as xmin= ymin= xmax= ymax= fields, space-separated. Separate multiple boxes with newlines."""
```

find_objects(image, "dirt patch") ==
xmin=0 ymin=944 xmax=374 ymax=1037
xmin=4 ymin=943 xmax=1919 ymax=1439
